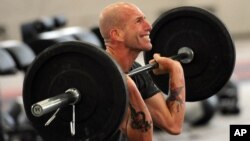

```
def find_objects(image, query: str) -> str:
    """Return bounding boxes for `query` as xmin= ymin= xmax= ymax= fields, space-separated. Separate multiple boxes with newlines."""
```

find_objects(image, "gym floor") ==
xmin=0 ymin=38 xmax=250 ymax=140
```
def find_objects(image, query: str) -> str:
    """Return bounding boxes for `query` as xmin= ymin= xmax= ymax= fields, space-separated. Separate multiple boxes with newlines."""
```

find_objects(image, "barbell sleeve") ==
xmin=31 ymin=88 xmax=80 ymax=117
xmin=128 ymin=47 xmax=194 ymax=77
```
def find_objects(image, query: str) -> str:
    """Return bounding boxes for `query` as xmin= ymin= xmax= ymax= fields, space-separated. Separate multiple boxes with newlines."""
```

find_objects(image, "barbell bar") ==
xmin=30 ymin=47 xmax=194 ymax=117
xmin=129 ymin=47 xmax=194 ymax=76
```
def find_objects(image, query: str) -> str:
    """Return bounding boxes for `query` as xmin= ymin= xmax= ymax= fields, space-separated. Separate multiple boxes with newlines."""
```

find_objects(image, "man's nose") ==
xmin=145 ymin=20 xmax=152 ymax=31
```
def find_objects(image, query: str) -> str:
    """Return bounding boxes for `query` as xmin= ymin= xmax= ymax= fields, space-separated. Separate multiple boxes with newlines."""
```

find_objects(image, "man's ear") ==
xmin=110 ymin=28 xmax=124 ymax=42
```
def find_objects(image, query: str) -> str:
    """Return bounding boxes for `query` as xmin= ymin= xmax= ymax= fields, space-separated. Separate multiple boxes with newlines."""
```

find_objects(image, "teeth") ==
xmin=143 ymin=35 xmax=150 ymax=40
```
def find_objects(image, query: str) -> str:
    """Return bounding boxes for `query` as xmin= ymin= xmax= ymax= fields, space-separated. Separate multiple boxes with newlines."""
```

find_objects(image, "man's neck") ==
xmin=106 ymin=45 xmax=140 ymax=73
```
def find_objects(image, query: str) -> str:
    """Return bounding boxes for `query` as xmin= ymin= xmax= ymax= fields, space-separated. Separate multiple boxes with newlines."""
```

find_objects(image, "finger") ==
xmin=149 ymin=53 xmax=159 ymax=64
xmin=153 ymin=53 xmax=161 ymax=61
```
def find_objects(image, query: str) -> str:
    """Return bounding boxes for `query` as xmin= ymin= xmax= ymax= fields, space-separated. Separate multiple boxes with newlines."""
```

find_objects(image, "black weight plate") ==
xmin=23 ymin=41 xmax=128 ymax=140
xmin=144 ymin=7 xmax=235 ymax=102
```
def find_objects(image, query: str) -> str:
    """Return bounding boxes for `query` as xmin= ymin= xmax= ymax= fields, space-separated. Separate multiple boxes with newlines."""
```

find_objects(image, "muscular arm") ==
xmin=120 ymin=76 xmax=153 ymax=141
xmin=145 ymin=54 xmax=186 ymax=134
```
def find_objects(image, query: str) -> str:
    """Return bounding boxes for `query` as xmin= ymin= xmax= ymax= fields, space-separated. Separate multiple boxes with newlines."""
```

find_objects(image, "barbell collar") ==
xmin=31 ymin=88 xmax=80 ymax=117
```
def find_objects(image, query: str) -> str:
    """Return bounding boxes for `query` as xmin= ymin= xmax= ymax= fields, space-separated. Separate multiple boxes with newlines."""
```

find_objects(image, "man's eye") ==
xmin=136 ymin=19 xmax=142 ymax=23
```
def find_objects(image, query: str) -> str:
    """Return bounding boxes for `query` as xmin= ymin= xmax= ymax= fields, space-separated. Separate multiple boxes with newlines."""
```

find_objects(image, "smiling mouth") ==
xmin=142 ymin=35 xmax=150 ymax=41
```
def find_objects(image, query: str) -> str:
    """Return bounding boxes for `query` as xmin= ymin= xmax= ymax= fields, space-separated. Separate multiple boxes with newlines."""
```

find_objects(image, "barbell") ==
xmin=22 ymin=7 xmax=235 ymax=141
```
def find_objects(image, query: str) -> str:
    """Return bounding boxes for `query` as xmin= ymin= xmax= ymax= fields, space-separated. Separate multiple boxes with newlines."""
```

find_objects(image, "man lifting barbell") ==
xmin=22 ymin=2 xmax=235 ymax=141
xmin=99 ymin=2 xmax=185 ymax=141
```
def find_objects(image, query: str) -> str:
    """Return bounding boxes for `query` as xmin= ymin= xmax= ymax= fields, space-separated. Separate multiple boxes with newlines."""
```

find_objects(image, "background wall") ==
xmin=1 ymin=0 xmax=250 ymax=41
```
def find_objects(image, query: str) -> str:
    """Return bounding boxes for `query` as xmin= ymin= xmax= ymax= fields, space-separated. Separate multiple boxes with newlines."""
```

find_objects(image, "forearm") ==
xmin=166 ymin=66 xmax=186 ymax=127
xmin=149 ymin=54 xmax=186 ymax=134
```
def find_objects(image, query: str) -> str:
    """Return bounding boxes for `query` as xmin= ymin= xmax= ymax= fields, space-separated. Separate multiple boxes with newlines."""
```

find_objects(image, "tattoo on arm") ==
xmin=129 ymin=104 xmax=152 ymax=132
xmin=167 ymin=86 xmax=184 ymax=112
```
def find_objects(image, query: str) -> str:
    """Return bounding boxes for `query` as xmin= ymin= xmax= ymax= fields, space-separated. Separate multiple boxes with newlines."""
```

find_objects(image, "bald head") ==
xmin=99 ymin=2 xmax=142 ymax=40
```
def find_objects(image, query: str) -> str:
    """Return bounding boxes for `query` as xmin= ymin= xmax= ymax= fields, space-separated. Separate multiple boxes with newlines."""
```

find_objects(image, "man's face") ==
xmin=121 ymin=7 xmax=152 ymax=51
